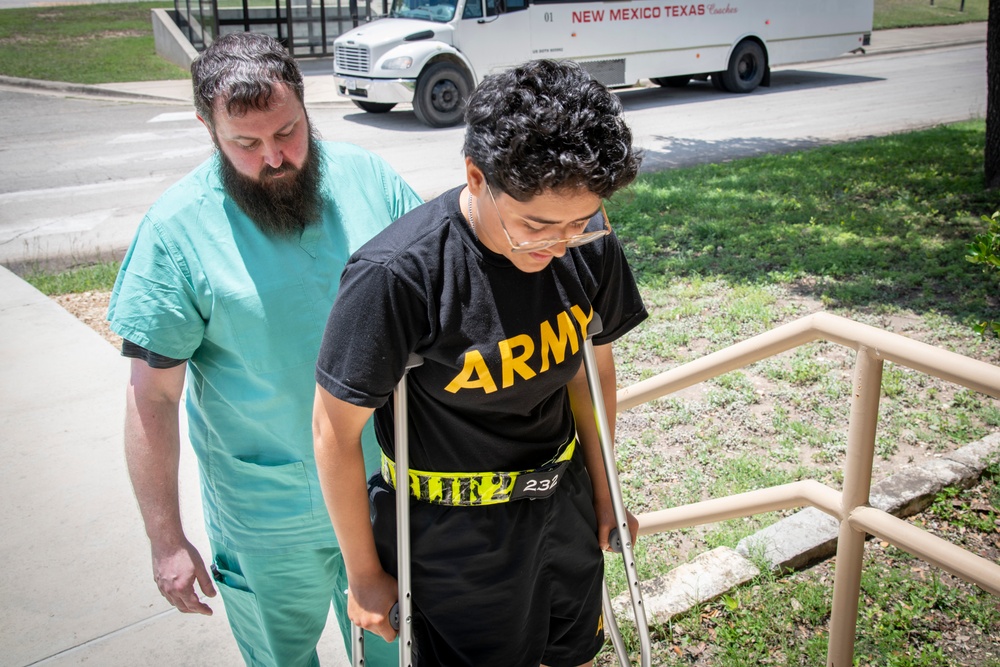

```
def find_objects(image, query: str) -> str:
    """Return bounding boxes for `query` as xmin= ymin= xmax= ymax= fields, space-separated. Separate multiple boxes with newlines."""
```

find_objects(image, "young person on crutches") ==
xmin=313 ymin=59 xmax=647 ymax=667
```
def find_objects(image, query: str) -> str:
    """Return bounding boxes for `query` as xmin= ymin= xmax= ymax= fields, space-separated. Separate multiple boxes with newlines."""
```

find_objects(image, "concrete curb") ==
xmin=0 ymin=74 xmax=189 ymax=103
xmin=614 ymin=432 xmax=1000 ymax=626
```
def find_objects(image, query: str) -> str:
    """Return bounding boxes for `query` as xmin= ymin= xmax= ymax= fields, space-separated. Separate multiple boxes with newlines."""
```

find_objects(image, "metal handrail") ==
xmin=619 ymin=312 xmax=1000 ymax=411
xmin=613 ymin=312 xmax=1000 ymax=667
xmin=174 ymin=0 xmax=379 ymax=56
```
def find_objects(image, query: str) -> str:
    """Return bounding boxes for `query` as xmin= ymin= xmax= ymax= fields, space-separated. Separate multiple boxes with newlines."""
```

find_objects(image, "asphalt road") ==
xmin=0 ymin=41 xmax=987 ymax=271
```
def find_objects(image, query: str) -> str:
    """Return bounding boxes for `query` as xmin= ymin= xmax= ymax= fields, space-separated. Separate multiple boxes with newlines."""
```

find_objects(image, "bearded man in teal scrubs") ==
xmin=108 ymin=32 xmax=421 ymax=667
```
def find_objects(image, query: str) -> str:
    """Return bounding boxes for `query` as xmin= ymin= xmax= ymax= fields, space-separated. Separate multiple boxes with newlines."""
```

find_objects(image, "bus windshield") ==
xmin=389 ymin=0 xmax=458 ymax=22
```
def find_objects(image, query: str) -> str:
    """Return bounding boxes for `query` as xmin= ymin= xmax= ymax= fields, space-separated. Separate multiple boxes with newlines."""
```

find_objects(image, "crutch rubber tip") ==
xmin=608 ymin=528 xmax=623 ymax=554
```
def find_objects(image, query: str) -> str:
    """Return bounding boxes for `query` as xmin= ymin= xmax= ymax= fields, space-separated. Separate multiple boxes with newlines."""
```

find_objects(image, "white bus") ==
xmin=333 ymin=0 xmax=873 ymax=127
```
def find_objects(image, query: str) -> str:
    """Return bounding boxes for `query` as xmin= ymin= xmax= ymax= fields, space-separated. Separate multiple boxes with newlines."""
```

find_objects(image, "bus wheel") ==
xmin=352 ymin=101 xmax=397 ymax=113
xmin=650 ymin=76 xmax=690 ymax=88
xmin=721 ymin=40 xmax=765 ymax=93
xmin=413 ymin=62 xmax=470 ymax=128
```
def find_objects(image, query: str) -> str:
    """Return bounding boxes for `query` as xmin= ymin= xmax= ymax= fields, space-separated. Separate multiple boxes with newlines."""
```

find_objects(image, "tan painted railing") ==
xmin=616 ymin=312 xmax=1000 ymax=667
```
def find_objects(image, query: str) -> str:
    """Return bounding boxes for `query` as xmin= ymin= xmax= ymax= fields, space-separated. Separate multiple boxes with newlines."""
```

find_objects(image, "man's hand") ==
xmin=313 ymin=386 xmax=396 ymax=640
xmin=565 ymin=342 xmax=639 ymax=553
xmin=151 ymin=538 xmax=216 ymax=615
xmin=346 ymin=569 xmax=399 ymax=642
xmin=594 ymin=498 xmax=639 ymax=553
xmin=124 ymin=360 xmax=214 ymax=613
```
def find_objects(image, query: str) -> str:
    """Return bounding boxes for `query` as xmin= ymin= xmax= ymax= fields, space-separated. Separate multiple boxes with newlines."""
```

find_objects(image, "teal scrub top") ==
xmin=108 ymin=142 xmax=422 ymax=553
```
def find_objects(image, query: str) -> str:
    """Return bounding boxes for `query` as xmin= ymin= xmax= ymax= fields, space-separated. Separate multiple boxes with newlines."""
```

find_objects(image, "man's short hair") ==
xmin=463 ymin=59 xmax=641 ymax=201
xmin=191 ymin=32 xmax=305 ymax=129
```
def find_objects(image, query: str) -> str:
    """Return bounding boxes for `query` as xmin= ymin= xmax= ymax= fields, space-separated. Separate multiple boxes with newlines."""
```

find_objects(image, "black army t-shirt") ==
xmin=316 ymin=185 xmax=647 ymax=473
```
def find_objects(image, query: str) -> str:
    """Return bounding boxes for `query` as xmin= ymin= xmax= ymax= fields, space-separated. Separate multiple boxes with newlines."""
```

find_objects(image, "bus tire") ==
xmin=720 ymin=40 xmax=766 ymax=93
xmin=711 ymin=72 xmax=729 ymax=91
xmin=650 ymin=76 xmax=690 ymax=88
xmin=352 ymin=100 xmax=397 ymax=113
xmin=413 ymin=62 xmax=470 ymax=128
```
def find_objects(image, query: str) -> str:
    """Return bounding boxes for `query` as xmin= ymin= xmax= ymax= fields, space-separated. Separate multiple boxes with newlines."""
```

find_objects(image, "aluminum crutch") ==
xmin=352 ymin=354 xmax=423 ymax=667
xmin=581 ymin=314 xmax=652 ymax=667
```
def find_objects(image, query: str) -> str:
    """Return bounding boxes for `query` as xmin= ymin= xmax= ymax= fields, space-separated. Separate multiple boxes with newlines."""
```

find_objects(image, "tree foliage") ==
xmin=966 ymin=211 xmax=1000 ymax=337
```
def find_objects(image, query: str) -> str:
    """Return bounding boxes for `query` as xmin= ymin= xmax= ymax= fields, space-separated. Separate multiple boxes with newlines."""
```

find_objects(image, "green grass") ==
xmin=874 ymin=0 xmax=989 ymax=29
xmin=611 ymin=121 xmax=1000 ymax=331
xmin=22 ymin=261 xmax=120 ymax=295
xmin=0 ymin=2 xmax=188 ymax=83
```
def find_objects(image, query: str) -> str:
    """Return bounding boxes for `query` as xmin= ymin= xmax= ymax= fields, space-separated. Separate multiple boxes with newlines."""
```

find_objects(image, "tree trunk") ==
xmin=986 ymin=0 xmax=1000 ymax=188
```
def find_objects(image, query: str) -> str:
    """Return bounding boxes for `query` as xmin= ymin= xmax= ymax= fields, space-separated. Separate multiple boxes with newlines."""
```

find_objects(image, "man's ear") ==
xmin=465 ymin=157 xmax=486 ymax=198
xmin=197 ymin=115 xmax=220 ymax=148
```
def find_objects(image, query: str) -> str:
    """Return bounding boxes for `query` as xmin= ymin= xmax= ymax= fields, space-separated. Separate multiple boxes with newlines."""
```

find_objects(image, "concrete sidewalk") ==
xmin=0 ymin=21 xmax=989 ymax=667
xmin=0 ymin=268 xmax=350 ymax=666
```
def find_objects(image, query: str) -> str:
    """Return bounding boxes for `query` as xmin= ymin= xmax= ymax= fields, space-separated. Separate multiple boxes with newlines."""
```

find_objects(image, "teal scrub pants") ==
xmin=210 ymin=539 xmax=397 ymax=666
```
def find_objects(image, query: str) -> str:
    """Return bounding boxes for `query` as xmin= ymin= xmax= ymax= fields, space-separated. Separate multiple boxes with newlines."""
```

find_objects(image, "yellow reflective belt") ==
xmin=380 ymin=438 xmax=576 ymax=507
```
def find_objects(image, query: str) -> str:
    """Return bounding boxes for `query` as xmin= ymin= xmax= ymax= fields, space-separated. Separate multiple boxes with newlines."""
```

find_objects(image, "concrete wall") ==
xmin=152 ymin=8 xmax=201 ymax=70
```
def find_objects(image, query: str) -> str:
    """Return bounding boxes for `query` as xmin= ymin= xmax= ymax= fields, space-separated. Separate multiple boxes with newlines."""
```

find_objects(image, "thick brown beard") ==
xmin=218 ymin=132 xmax=324 ymax=238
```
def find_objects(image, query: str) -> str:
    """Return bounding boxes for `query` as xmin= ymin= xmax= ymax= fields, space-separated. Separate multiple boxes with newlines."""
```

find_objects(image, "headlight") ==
xmin=381 ymin=56 xmax=414 ymax=70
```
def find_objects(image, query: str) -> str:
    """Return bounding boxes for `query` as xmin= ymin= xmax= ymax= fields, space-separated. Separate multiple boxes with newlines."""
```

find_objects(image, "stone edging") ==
xmin=613 ymin=432 xmax=999 ymax=624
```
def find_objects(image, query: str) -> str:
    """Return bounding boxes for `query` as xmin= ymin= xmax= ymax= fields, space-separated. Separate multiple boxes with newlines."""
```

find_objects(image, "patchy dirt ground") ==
xmin=54 ymin=290 xmax=120 ymax=349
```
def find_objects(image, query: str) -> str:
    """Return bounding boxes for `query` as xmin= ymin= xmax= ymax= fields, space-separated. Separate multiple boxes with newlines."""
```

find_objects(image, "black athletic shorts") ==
xmin=368 ymin=452 xmax=605 ymax=667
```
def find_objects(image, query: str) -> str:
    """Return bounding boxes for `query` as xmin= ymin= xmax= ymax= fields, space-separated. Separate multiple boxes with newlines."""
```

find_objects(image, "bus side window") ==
xmin=463 ymin=0 xmax=483 ymax=18
xmin=464 ymin=0 xmax=523 ymax=18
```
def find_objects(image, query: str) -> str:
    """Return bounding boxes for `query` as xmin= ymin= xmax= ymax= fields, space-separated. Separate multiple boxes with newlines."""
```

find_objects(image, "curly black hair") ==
xmin=191 ymin=32 xmax=305 ymax=130
xmin=463 ymin=59 xmax=641 ymax=201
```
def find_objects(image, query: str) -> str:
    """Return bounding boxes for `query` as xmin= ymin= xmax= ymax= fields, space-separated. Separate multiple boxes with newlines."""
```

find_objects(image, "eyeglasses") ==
xmin=486 ymin=184 xmax=611 ymax=254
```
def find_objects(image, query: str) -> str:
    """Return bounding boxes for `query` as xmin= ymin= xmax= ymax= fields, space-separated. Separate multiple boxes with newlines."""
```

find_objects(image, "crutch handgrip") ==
xmin=389 ymin=602 xmax=400 ymax=632
xmin=350 ymin=602 xmax=400 ymax=667
xmin=608 ymin=528 xmax=623 ymax=554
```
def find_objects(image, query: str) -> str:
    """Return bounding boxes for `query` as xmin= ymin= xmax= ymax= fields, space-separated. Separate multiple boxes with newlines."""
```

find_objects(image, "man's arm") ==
xmin=313 ymin=385 xmax=398 ymax=642
xmin=567 ymin=343 xmax=638 ymax=551
xmin=124 ymin=358 xmax=216 ymax=615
